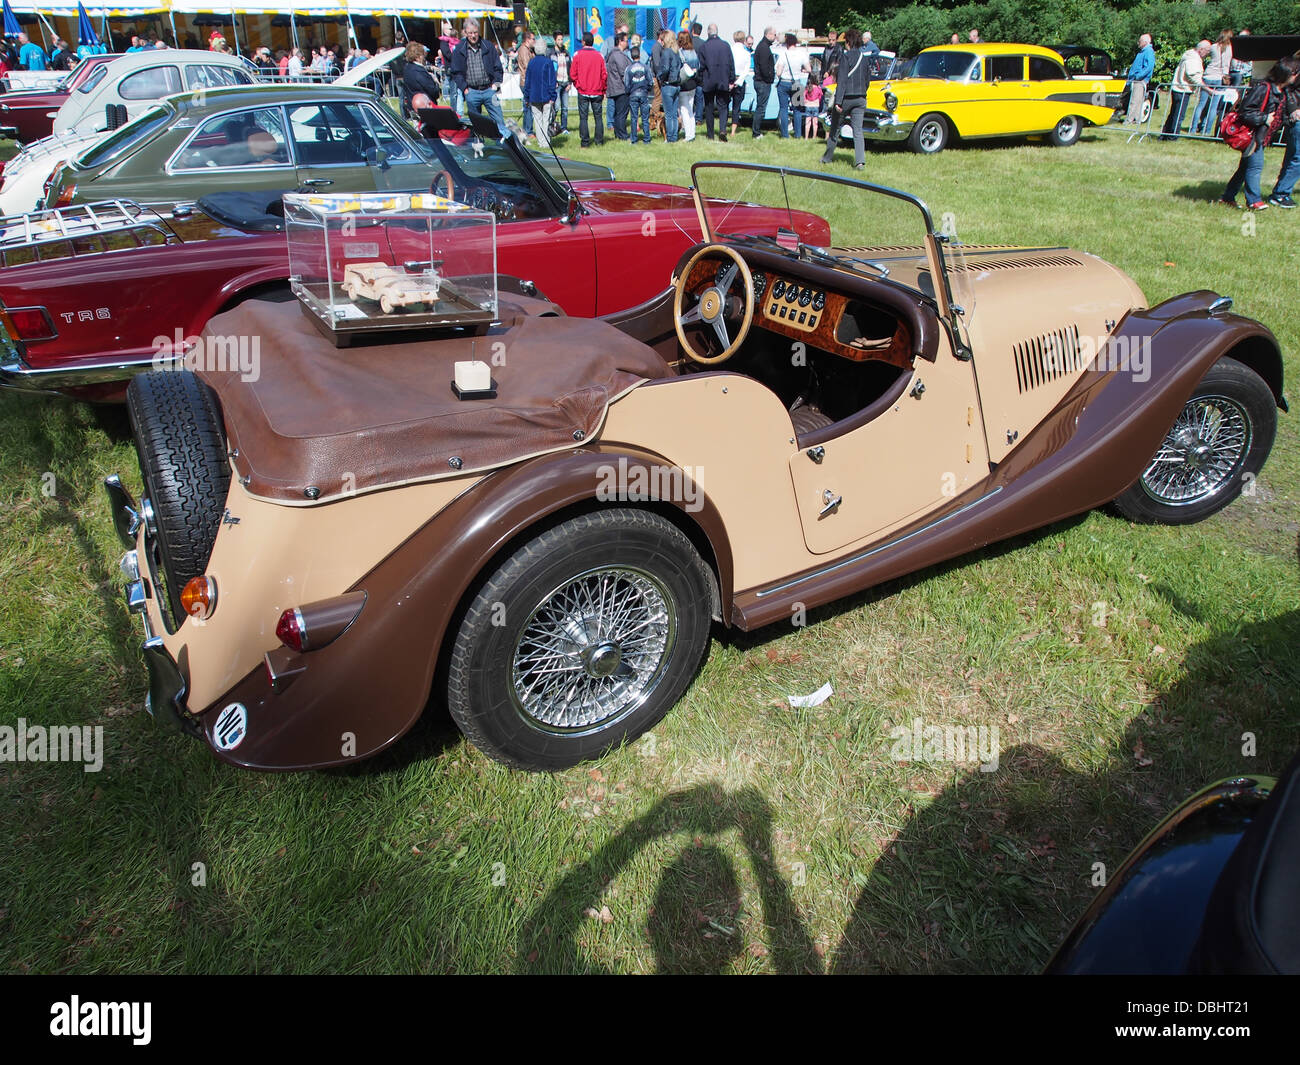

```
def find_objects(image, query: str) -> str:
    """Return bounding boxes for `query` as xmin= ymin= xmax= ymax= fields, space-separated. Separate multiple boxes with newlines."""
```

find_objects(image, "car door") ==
xmin=287 ymin=101 xmax=380 ymax=193
xmin=166 ymin=105 xmax=298 ymax=200
xmin=959 ymin=54 xmax=1028 ymax=136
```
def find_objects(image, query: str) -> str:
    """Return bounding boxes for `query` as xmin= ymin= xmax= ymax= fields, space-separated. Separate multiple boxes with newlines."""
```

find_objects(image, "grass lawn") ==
xmin=1 ymin=126 xmax=1297 ymax=974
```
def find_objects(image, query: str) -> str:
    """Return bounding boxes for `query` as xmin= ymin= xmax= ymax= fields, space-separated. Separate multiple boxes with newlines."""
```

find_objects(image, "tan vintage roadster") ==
xmin=106 ymin=164 xmax=1285 ymax=771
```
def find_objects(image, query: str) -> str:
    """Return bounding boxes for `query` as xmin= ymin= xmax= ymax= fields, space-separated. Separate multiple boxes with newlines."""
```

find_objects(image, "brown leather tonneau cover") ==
xmin=198 ymin=300 xmax=672 ymax=503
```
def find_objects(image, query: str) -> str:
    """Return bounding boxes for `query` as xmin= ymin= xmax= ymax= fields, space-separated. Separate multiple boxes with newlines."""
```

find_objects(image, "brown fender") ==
xmin=203 ymin=447 xmax=732 ymax=770
xmin=733 ymin=293 xmax=1285 ymax=628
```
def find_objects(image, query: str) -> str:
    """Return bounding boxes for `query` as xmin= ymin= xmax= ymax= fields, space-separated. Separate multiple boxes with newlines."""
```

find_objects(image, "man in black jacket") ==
xmin=751 ymin=26 xmax=776 ymax=137
xmin=699 ymin=23 xmax=735 ymax=140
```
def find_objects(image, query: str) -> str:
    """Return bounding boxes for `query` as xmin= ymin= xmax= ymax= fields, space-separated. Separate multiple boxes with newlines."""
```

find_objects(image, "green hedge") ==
xmin=833 ymin=0 xmax=1298 ymax=81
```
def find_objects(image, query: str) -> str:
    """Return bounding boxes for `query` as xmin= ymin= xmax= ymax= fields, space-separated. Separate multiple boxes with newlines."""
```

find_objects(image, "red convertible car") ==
xmin=0 ymin=115 xmax=748 ymax=401
xmin=0 ymin=55 xmax=119 ymax=145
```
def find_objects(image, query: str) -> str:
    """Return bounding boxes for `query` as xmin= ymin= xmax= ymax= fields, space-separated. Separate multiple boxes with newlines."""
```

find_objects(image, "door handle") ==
xmin=819 ymin=490 xmax=842 ymax=517
xmin=303 ymin=178 xmax=334 ymax=187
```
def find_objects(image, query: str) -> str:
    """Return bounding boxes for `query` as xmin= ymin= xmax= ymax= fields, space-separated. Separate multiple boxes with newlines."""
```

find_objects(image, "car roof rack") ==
xmin=0 ymin=200 xmax=180 ymax=267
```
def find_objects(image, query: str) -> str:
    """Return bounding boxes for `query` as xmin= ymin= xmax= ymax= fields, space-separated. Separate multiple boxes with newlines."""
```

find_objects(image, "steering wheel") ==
xmin=431 ymin=169 xmax=456 ymax=201
xmin=673 ymin=245 xmax=755 ymax=365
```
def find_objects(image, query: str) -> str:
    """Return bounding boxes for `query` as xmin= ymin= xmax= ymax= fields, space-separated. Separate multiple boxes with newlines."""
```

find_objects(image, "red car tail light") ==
xmin=275 ymin=591 xmax=366 ymax=653
xmin=276 ymin=607 xmax=306 ymax=652
xmin=180 ymin=575 xmax=218 ymax=621
xmin=0 ymin=307 xmax=57 ymax=342
xmin=54 ymin=183 xmax=77 ymax=208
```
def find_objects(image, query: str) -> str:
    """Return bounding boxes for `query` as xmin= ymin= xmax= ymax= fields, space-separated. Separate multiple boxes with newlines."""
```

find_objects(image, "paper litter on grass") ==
xmin=787 ymin=682 xmax=833 ymax=708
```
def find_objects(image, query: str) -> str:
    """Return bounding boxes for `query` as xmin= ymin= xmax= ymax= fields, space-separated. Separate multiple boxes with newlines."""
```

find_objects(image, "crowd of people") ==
xmin=5 ymin=16 xmax=1297 ymax=213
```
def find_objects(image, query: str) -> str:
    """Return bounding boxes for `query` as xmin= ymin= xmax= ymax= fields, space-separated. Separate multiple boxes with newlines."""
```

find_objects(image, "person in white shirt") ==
xmin=774 ymin=33 xmax=807 ymax=138
xmin=729 ymin=29 xmax=752 ymax=137
xmin=1160 ymin=40 xmax=1210 ymax=140
xmin=1191 ymin=30 xmax=1234 ymax=135
xmin=287 ymin=49 xmax=304 ymax=80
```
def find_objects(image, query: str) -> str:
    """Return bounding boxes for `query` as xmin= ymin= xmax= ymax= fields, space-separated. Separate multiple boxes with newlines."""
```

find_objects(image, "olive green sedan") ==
xmin=42 ymin=83 xmax=612 ymax=210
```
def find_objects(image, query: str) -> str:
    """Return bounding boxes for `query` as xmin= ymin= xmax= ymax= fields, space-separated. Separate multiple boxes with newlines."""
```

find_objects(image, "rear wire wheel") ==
xmin=445 ymin=509 xmax=714 ymax=770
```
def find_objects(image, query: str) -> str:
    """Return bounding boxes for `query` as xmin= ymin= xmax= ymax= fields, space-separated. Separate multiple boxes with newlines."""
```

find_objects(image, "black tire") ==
xmin=1113 ymin=356 xmax=1276 ymax=525
xmin=1048 ymin=114 xmax=1083 ymax=146
xmin=446 ymin=509 xmax=714 ymax=770
xmin=908 ymin=113 xmax=949 ymax=154
xmin=125 ymin=370 xmax=230 ymax=620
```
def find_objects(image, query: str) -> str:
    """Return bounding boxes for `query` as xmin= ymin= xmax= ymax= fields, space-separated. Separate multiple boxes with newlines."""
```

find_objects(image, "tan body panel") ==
xmin=149 ymin=475 xmax=475 ymax=709
xmin=788 ymin=342 xmax=986 ymax=553
xmin=960 ymin=252 xmax=1147 ymax=462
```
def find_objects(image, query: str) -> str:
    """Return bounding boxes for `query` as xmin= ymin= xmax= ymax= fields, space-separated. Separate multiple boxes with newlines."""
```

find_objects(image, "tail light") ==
xmin=180 ymin=575 xmax=218 ymax=621
xmin=54 ymin=183 xmax=77 ymax=208
xmin=275 ymin=591 xmax=366 ymax=653
xmin=0 ymin=306 xmax=57 ymax=343
xmin=276 ymin=607 xmax=306 ymax=652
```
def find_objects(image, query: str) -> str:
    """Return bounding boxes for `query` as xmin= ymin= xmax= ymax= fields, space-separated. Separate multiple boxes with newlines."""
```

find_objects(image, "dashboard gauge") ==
xmin=772 ymin=279 xmax=786 ymax=298
xmin=752 ymin=272 xmax=767 ymax=298
xmin=798 ymin=287 xmax=812 ymax=307
xmin=785 ymin=285 xmax=799 ymax=304
xmin=500 ymin=199 xmax=514 ymax=220
xmin=471 ymin=187 xmax=485 ymax=209
xmin=812 ymin=291 xmax=826 ymax=311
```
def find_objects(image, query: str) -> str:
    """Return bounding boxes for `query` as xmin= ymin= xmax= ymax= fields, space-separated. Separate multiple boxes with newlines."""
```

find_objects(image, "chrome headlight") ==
xmin=884 ymin=92 xmax=898 ymax=113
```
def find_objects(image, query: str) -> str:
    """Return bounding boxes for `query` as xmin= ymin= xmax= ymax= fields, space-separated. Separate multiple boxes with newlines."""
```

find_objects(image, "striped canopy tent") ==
xmin=8 ymin=2 xmax=164 ymax=47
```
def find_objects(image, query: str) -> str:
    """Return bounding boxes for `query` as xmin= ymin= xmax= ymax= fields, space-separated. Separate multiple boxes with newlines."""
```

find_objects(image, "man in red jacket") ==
xmin=570 ymin=32 xmax=608 ymax=147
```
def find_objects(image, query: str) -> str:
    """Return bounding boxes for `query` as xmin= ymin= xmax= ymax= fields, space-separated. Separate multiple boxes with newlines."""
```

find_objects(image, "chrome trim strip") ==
xmin=0 ymin=353 xmax=176 ymax=391
xmin=753 ymin=486 xmax=1004 ymax=598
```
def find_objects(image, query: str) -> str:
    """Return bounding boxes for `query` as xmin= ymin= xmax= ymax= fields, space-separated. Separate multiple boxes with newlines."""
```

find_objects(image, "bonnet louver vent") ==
xmin=952 ymin=253 xmax=1085 ymax=272
xmin=1014 ymin=323 xmax=1083 ymax=393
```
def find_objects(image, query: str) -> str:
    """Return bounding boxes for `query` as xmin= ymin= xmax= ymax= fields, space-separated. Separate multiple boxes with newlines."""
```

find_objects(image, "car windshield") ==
xmin=75 ymin=105 xmax=171 ymax=168
xmin=911 ymin=51 xmax=977 ymax=80
xmin=419 ymin=123 xmax=565 ymax=209
xmin=691 ymin=162 xmax=964 ymax=309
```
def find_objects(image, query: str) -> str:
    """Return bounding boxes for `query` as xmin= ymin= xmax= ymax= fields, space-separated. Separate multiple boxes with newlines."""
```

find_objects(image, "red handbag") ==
xmin=1221 ymin=83 xmax=1270 ymax=149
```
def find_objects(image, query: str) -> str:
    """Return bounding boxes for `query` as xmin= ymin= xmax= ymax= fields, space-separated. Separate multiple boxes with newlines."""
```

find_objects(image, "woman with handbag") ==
xmin=819 ymin=29 xmax=867 ymax=169
xmin=1217 ymin=55 xmax=1300 ymax=210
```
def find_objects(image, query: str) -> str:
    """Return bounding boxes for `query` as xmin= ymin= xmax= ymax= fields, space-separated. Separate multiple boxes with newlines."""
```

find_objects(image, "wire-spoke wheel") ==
xmin=446 ymin=508 xmax=714 ymax=770
xmin=511 ymin=566 xmax=675 ymax=733
xmin=1113 ymin=357 xmax=1276 ymax=525
xmin=1139 ymin=396 xmax=1248 ymax=505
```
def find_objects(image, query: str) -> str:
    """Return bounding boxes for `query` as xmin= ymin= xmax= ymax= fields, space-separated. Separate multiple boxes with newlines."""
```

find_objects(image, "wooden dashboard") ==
xmin=754 ymin=270 xmax=914 ymax=371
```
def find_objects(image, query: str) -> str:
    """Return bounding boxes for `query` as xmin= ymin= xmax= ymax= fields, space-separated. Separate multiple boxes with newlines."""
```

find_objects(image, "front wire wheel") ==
xmin=1113 ymin=356 xmax=1276 ymax=525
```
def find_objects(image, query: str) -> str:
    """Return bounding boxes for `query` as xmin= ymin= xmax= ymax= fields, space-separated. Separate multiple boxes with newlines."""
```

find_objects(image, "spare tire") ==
xmin=125 ymin=370 xmax=230 ymax=622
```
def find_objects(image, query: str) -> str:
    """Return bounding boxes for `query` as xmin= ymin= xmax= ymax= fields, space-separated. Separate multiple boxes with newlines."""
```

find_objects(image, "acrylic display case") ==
xmin=284 ymin=192 xmax=498 ymax=343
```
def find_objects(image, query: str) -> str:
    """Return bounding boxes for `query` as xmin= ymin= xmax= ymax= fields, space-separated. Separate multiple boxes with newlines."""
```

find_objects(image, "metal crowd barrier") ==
xmin=1106 ymin=79 xmax=1289 ymax=148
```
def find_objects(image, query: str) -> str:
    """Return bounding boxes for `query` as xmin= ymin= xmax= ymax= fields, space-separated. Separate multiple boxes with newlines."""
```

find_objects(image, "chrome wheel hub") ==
xmin=511 ymin=566 xmax=675 ymax=732
xmin=1140 ymin=395 xmax=1250 ymax=505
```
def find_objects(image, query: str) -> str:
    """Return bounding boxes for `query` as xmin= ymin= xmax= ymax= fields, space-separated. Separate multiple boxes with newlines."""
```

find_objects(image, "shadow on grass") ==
xmin=516 ymin=609 xmax=1300 ymax=973
xmin=517 ymin=783 xmax=820 ymax=973
xmin=830 ymin=607 xmax=1300 ymax=973
xmin=1172 ymin=181 xmax=1234 ymax=203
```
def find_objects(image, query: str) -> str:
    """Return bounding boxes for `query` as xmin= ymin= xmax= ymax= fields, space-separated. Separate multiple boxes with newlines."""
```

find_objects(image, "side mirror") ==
xmin=366 ymin=147 xmax=391 ymax=170
xmin=561 ymin=190 xmax=582 ymax=225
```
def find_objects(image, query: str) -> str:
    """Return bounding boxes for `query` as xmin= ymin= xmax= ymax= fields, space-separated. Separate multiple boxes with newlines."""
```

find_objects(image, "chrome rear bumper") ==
xmin=105 ymin=475 xmax=195 ymax=734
